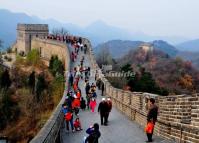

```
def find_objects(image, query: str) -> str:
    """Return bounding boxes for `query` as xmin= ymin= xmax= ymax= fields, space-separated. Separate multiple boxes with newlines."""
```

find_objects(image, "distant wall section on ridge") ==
xmin=84 ymin=38 xmax=199 ymax=143
xmin=31 ymin=38 xmax=70 ymax=69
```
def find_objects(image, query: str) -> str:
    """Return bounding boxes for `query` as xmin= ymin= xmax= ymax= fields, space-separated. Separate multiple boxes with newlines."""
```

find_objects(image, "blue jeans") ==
xmin=65 ymin=118 xmax=74 ymax=130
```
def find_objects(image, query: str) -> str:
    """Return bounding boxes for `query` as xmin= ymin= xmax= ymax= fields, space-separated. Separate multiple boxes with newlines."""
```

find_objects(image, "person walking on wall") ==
xmin=106 ymin=97 xmax=112 ymax=122
xmin=101 ymin=82 xmax=104 ymax=96
xmin=98 ymin=98 xmax=108 ymax=126
xmin=69 ymin=71 xmax=74 ymax=87
xmin=64 ymin=108 xmax=75 ymax=132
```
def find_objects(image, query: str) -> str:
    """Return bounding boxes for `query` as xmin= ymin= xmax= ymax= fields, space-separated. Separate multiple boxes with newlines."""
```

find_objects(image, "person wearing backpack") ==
xmin=85 ymin=123 xmax=101 ymax=143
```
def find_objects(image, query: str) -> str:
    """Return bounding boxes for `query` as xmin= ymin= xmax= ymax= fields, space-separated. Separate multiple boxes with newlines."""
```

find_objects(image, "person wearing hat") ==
xmin=98 ymin=98 xmax=108 ymax=126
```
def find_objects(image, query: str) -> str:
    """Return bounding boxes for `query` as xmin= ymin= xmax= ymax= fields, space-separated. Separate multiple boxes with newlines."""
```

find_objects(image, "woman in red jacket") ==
xmin=89 ymin=98 xmax=97 ymax=113
xmin=72 ymin=97 xmax=80 ymax=116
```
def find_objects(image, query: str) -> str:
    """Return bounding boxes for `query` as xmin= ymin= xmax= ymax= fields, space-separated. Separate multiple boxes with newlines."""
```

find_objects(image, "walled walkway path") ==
xmin=60 ymin=44 xmax=173 ymax=143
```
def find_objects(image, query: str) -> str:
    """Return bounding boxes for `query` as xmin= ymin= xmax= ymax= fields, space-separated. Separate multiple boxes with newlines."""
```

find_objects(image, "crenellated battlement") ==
xmin=17 ymin=24 xmax=48 ymax=31
xmin=84 ymin=38 xmax=199 ymax=143
xmin=13 ymin=24 xmax=198 ymax=143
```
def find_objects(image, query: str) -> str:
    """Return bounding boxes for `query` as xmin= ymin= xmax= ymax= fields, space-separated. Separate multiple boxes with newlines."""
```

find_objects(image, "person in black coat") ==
xmin=146 ymin=98 xmax=158 ymax=142
xmin=80 ymin=97 xmax=86 ymax=110
xmin=98 ymin=98 xmax=109 ymax=126
xmin=101 ymin=82 xmax=104 ymax=96
xmin=85 ymin=82 xmax=90 ymax=96
xmin=147 ymin=98 xmax=158 ymax=124
xmin=69 ymin=72 xmax=73 ymax=87
xmin=85 ymin=123 xmax=101 ymax=143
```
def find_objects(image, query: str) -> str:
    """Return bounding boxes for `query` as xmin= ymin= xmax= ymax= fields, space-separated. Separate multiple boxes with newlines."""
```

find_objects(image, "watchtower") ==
xmin=16 ymin=24 xmax=49 ymax=55
xmin=139 ymin=43 xmax=154 ymax=52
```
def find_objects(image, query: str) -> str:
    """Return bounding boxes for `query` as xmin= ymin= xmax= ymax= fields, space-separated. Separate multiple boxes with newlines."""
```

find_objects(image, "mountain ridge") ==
xmin=0 ymin=9 xmax=190 ymax=49
xmin=95 ymin=40 xmax=178 ymax=58
xmin=176 ymin=39 xmax=199 ymax=52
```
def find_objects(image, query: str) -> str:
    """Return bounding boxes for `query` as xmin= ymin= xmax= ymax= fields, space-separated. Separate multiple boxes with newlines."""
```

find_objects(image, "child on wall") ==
xmin=74 ymin=117 xmax=82 ymax=131
xmin=89 ymin=98 xmax=97 ymax=113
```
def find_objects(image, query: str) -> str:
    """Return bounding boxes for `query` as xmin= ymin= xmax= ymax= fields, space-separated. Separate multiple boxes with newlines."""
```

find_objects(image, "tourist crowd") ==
xmin=49 ymin=34 xmax=158 ymax=143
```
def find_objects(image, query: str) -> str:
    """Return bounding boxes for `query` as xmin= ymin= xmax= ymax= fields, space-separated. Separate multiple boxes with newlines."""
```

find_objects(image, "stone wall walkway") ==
xmin=60 ymin=43 xmax=173 ymax=143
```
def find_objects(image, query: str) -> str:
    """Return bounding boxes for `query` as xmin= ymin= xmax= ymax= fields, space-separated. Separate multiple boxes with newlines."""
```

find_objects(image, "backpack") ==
xmin=65 ymin=112 xmax=72 ymax=121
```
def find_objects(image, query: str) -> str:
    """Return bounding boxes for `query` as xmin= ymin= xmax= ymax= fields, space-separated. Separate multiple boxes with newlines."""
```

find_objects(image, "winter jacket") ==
xmin=107 ymin=101 xmax=112 ymax=112
xmin=147 ymin=104 xmax=158 ymax=124
xmin=80 ymin=99 xmax=86 ymax=109
xmin=74 ymin=120 xmax=81 ymax=128
xmin=98 ymin=101 xmax=108 ymax=114
xmin=62 ymin=107 xmax=68 ymax=115
xmin=85 ymin=128 xmax=101 ymax=143
xmin=72 ymin=98 xmax=80 ymax=109
xmin=89 ymin=100 xmax=97 ymax=109
xmin=76 ymin=91 xmax=81 ymax=99
xmin=85 ymin=84 xmax=90 ymax=94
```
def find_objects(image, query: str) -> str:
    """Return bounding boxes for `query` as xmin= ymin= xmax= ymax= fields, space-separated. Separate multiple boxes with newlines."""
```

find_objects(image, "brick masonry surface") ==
xmin=14 ymin=28 xmax=198 ymax=143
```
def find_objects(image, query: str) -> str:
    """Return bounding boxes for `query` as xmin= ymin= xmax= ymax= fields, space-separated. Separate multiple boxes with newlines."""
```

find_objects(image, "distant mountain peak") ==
xmin=176 ymin=39 xmax=199 ymax=52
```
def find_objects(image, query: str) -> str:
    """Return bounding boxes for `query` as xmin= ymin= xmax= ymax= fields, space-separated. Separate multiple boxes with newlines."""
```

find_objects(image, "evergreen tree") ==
xmin=49 ymin=56 xmax=55 ymax=70
xmin=28 ymin=71 xmax=35 ymax=94
xmin=0 ymin=69 xmax=11 ymax=89
xmin=121 ymin=64 xmax=132 ymax=73
xmin=135 ymin=72 xmax=156 ymax=92
xmin=0 ymin=90 xmax=20 ymax=129
xmin=49 ymin=55 xmax=64 ymax=76
xmin=35 ymin=74 xmax=46 ymax=102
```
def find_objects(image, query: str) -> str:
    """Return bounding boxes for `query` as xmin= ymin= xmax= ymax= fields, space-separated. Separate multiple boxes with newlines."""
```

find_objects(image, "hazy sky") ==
xmin=0 ymin=0 xmax=199 ymax=38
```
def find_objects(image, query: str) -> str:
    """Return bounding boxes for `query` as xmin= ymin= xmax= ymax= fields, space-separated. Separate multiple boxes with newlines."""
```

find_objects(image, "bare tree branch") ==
xmin=51 ymin=28 xmax=69 ymax=35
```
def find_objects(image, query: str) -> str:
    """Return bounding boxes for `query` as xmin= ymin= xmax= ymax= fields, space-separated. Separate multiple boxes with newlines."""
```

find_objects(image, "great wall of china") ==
xmin=12 ymin=24 xmax=199 ymax=143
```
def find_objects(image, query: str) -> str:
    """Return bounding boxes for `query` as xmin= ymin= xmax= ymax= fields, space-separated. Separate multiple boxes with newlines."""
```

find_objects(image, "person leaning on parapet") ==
xmin=146 ymin=98 xmax=158 ymax=142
